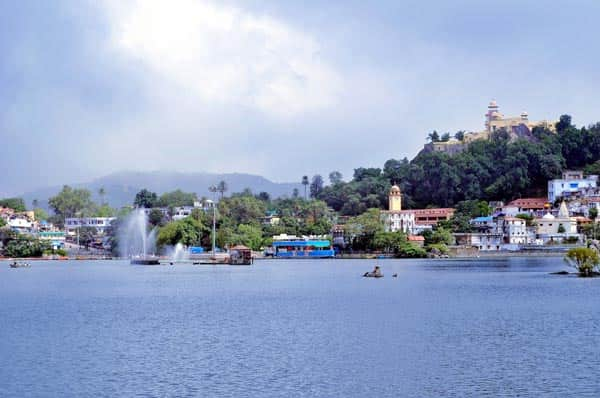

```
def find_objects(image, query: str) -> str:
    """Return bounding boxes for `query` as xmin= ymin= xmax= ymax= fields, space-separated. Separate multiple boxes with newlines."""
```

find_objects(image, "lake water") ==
xmin=1 ymin=257 xmax=599 ymax=397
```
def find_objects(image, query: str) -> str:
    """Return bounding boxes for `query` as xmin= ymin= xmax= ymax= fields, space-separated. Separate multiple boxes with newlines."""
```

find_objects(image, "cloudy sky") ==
xmin=2 ymin=0 xmax=600 ymax=196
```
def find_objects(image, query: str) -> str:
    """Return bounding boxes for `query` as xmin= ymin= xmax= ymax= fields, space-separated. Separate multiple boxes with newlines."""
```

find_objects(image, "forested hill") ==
xmin=315 ymin=115 xmax=600 ymax=214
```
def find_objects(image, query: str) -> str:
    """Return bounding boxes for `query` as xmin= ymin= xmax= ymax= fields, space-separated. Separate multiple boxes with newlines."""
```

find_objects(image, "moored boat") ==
xmin=270 ymin=234 xmax=335 ymax=259
xmin=9 ymin=261 xmax=31 ymax=268
xmin=130 ymin=255 xmax=161 ymax=265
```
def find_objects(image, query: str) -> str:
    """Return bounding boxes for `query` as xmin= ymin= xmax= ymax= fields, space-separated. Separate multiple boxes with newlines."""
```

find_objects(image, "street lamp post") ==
xmin=208 ymin=185 xmax=218 ymax=258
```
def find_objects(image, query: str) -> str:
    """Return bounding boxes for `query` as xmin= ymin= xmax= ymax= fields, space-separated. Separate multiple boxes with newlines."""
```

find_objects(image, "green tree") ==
xmin=328 ymin=171 xmax=343 ymax=185
xmin=0 ymin=198 xmax=26 ymax=212
xmin=219 ymin=195 xmax=266 ymax=225
xmin=344 ymin=208 xmax=384 ymax=251
xmin=148 ymin=209 xmax=166 ymax=226
xmin=133 ymin=189 xmax=158 ymax=208
xmin=229 ymin=224 xmax=264 ymax=250
xmin=33 ymin=208 xmax=49 ymax=221
xmin=157 ymin=217 xmax=208 ymax=247
xmin=310 ymin=175 xmax=324 ymax=198
xmin=256 ymin=192 xmax=270 ymax=202
xmin=428 ymin=130 xmax=440 ymax=142
xmin=156 ymin=190 xmax=196 ymax=207
xmin=48 ymin=186 xmax=94 ymax=227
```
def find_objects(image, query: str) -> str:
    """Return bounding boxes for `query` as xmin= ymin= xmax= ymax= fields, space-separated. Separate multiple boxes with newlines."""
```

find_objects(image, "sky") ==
xmin=2 ymin=0 xmax=600 ymax=196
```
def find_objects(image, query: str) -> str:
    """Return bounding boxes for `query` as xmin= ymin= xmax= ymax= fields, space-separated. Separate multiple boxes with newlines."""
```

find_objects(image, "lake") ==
xmin=1 ymin=257 xmax=599 ymax=397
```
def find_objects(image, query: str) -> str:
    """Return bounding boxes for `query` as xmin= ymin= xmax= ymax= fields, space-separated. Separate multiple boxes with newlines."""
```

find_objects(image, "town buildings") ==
xmin=548 ymin=170 xmax=598 ymax=203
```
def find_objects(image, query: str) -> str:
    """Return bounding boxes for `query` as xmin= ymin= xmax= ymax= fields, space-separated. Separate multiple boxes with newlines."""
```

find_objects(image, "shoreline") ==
xmin=2 ymin=251 xmax=570 ymax=261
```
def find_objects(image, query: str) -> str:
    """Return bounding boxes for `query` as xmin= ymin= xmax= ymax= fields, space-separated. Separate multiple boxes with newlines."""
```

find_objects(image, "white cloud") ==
xmin=101 ymin=0 xmax=342 ymax=118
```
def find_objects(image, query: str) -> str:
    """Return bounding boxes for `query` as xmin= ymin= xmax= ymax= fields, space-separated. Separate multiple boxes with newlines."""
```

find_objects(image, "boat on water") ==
xmin=9 ymin=261 xmax=31 ymax=268
xmin=228 ymin=245 xmax=253 ymax=265
xmin=130 ymin=255 xmax=161 ymax=265
xmin=363 ymin=266 xmax=383 ymax=278
xmin=269 ymin=235 xmax=335 ymax=259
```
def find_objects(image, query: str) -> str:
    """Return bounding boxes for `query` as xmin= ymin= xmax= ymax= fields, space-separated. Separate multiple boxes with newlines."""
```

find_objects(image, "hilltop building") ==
xmin=424 ymin=100 xmax=556 ymax=155
xmin=483 ymin=100 xmax=555 ymax=136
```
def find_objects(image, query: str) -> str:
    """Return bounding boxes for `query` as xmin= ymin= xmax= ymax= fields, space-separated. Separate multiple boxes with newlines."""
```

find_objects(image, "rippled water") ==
xmin=1 ymin=257 xmax=599 ymax=397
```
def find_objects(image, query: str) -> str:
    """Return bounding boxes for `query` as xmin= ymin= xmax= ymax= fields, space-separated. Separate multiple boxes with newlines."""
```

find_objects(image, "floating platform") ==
xmin=130 ymin=256 xmax=161 ymax=265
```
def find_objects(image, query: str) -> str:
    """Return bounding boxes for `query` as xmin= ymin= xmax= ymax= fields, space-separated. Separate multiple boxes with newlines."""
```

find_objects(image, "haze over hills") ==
xmin=21 ymin=171 xmax=305 ymax=210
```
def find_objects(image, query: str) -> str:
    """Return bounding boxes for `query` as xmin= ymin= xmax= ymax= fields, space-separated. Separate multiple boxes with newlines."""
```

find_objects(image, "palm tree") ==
xmin=217 ymin=180 xmax=228 ymax=199
xmin=301 ymin=175 xmax=309 ymax=200
xmin=99 ymin=187 xmax=106 ymax=206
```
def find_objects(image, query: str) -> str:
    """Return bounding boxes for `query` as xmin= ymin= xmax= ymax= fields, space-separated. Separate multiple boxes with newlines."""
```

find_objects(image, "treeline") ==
xmin=315 ymin=115 xmax=600 ymax=212
xmin=115 ymin=189 xmax=336 ymax=253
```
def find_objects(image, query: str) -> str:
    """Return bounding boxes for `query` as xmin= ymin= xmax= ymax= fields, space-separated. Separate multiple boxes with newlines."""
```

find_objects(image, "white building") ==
xmin=548 ymin=170 xmax=598 ymax=203
xmin=64 ymin=217 xmax=115 ymax=234
xmin=454 ymin=232 xmax=504 ymax=251
xmin=8 ymin=217 xmax=34 ymax=232
xmin=381 ymin=185 xmax=415 ymax=234
xmin=172 ymin=206 xmax=194 ymax=221
xmin=501 ymin=217 xmax=529 ymax=245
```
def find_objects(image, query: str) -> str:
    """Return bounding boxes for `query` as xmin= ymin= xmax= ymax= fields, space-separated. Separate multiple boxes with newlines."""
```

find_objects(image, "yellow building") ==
xmin=389 ymin=184 xmax=402 ymax=211
xmin=485 ymin=100 xmax=555 ymax=134
xmin=381 ymin=185 xmax=415 ymax=234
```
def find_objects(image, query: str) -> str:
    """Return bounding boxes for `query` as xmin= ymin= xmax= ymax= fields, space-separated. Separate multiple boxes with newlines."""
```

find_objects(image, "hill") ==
xmin=21 ymin=171 xmax=303 ymax=209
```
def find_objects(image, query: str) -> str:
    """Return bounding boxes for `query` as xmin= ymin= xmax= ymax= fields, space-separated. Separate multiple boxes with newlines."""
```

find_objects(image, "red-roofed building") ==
xmin=503 ymin=197 xmax=549 ymax=216
xmin=408 ymin=235 xmax=425 ymax=247
xmin=409 ymin=208 xmax=455 ymax=227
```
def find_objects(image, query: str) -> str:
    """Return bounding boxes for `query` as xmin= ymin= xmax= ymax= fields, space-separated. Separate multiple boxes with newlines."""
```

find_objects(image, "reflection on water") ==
xmin=0 ymin=257 xmax=599 ymax=397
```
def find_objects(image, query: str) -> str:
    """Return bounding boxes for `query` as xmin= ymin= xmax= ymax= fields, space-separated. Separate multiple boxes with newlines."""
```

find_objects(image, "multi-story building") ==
xmin=500 ymin=217 xmax=529 ymax=245
xmin=501 ymin=197 xmax=549 ymax=217
xmin=64 ymin=217 xmax=116 ymax=235
xmin=381 ymin=185 xmax=415 ymax=234
xmin=382 ymin=185 xmax=454 ymax=234
xmin=548 ymin=170 xmax=598 ymax=203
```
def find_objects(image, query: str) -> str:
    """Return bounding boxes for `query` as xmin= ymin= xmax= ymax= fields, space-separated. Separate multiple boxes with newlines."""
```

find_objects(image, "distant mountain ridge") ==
xmin=21 ymin=171 xmax=304 ymax=210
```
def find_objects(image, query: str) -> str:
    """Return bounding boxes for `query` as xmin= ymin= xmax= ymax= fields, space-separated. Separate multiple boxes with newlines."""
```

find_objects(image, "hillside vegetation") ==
xmin=316 ymin=115 xmax=600 ymax=213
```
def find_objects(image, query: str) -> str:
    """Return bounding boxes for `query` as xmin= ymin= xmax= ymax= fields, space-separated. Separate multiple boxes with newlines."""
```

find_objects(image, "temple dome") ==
xmin=390 ymin=185 xmax=401 ymax=194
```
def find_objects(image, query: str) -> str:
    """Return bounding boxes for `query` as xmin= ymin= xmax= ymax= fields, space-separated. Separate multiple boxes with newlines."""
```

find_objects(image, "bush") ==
xmin=4 ymin=237 xmax=50 ymax=258
xmin=396 ymin=241 xmax=427 ymax=258
xmin=427 ymin=243 xmax=448 ymax=255
xmin=565 ymin=247 xmax=600 ymax=277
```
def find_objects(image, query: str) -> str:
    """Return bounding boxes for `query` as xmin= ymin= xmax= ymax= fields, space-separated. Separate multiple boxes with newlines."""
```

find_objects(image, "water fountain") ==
xmin=119 ymin=209 xmax=160 ymax=265
xmin=164 ymin=242 xmax=189 ymax=264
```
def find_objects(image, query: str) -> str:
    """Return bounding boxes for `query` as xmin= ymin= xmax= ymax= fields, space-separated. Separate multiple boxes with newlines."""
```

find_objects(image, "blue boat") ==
xmin=271 ymin=238 xmax=335 ymax=258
